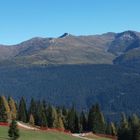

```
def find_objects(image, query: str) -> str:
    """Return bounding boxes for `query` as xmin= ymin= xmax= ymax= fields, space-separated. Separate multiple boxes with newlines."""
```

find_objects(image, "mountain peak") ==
xmin=116 ymin=30 xmax=138 ymax=40
xmin=59 ymin=33 xmax=71 ymax=38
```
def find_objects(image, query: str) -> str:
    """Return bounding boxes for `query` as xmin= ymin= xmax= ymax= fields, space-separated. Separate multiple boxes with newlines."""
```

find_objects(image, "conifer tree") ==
xmin=52 ymin=107 xmax=58 ymax=128
xmin=47 ymin=105 xmax=54 ymax=128
xmin=8 ymin=97 xmax=17 ymax=119
xmin=47 ymin=105 xmax=58 ymax=128
xmin=88 ymin=104 xmax=106 ymax=133
xmin=74 ymin=112 xmax=80 ymax=133
xmin=118 ymin=114 xmax=132 ymax=140
xmin=80 ymin=111 xmax=87 ymax=132
xmin=120 ymin=113 xmax=128 ymax=129
xmin=36 ymin=101 xmax=47 ymax=127
xmin=8 ymin=119 xmax=20 ymax=140
xmin=18 ymin=97 xmax=27 ymax=122
xmin=29 ymin=114 xmax=35 ymax=126
xmin=57 ymin=114 xmax=64 ymax=129
xmin=2 ymin=96 xmax=10 ymax=120
xmin=106 ymin=122 xmax=112 ymax=135
xmin=56 ymin=108 xmax=64 ymax=129
xmin=131 ymin=114 xmax=140 ymax=127
xmin=110 ymin=122 xmax=117 ymax=136
xmin=66 ymin=107 xmax=77 ymax=133
xmin=132 ymin=123 xmax=140 ymax=140
xmin=0 ymin=96 xmax=8 ymax=122
xmin=62 ymin=106 xmax=68 ymax=128
xmin=28 ymin=98 xmax=37 ymax=123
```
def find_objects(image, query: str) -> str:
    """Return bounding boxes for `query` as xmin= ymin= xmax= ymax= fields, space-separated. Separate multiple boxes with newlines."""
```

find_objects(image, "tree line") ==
xmin=1 ymin=95 xmax=140 ymax=140
xmin=0 ymin=95 xmax=116 ymax=134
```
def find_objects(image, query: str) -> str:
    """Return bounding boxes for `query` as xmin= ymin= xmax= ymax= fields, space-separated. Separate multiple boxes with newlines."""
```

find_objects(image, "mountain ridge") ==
xmin=0 ymin=30 xmax=139 ymax=67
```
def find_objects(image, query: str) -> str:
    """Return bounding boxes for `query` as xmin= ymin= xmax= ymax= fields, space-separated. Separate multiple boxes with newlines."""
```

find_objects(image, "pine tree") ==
xmin=2 ymin=96 xmax=11 ymax=120
xmin=56 ymin=108 xmax=64 ymax=129
xmin=47 ymin=105 xmax=59 ymax=128
xmin=8 ymin=97 xmax=17 ymax=119
xmin=57 ymin=114 xmax=64 ymax=129
xmin=62 ymin=106 xmax=68 ymax=129
xmin=28 ymin=98 xmax=37 ymax=123
xmin=36 ymin=101 xmax=47 ymax=127
xmin=131 ymin=114 xmax=140 ymax=127
xmin=88 ymin=104 xmax=106 ymax=133
xmin=132 ymin=123 xmax=140 ymax=140
xmin=74 ymin=112 xmax=80 ymax=133
xmin=110 ymin=122 xmax=117 ymax=136
xmin=118 ymin=113 xmax=132 ymax=140
xmin=29 ymin=114 xmax=35 ymax=126
xmin=66 ymin=107 xmax=77 ymax=133
xmin=18 ymin=97 xmax=27 ymax=122
xmin=47 ymin=105 xmax=53 ymax=128
xmin=80 ymin=111 xmax=87 ymax=132
xmin=98 ymin=112 xmax=106 ymax=134
xmin=8 ymin=119 xmax=20 ymax=140
xmin=120 ymin=113 xmax=128 ymax=129
xmin=0 ymin=96 xmax=8 ymax=122
xmin=106 ymin=122 xmax=112 ymax=135
xmin=52 ymin=107 xmax=58 ymax=128
xmin=88 ymin=105 xmax=96 ymax=131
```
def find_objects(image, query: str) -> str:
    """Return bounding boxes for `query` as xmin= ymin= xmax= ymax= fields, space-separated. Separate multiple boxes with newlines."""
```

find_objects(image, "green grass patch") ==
xmin=0 ymin=126 xmax=113 ymax=140
xmin=84 ymin=133 xmax=112 ymax=140
xmin=0 ymin=126 xmax=81 ymax=140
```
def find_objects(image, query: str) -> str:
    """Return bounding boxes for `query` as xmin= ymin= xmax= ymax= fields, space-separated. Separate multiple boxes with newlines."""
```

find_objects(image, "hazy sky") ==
xmin=0 ymin=0 xmax=139 ymax=44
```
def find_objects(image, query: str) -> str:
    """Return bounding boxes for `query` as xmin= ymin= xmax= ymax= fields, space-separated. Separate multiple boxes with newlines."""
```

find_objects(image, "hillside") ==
xmin=0 ymin=64 xmax=140 ymax=120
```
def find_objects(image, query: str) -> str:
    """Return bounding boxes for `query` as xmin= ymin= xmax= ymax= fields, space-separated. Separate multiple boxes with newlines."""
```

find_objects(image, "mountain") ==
xmin=110 ymin=31 xmax=140 ymax=67
xmin=0 ymin=31 xmax=140 ymax=120
xmin=1 ymin=30 xmax=140 ymax=67
xmin=108 ymin=31 xmax=140 ymax=55
xmin=0 ymin=32 xmax=116 ymax=65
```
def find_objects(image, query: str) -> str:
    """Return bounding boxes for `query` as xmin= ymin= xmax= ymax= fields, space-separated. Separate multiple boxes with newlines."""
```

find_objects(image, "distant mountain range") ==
xmin=0 ymin=30 xmax=140 ymax=67
xmin=0 ymin=30 xmax=140 ymax=120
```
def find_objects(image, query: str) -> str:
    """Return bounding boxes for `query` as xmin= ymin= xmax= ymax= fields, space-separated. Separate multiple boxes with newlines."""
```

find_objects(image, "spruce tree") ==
xmin=118 ymin=113 xmax=132 ymax=140
xmin=62 ymin=106 xmax=68 ymax=129
xmin=56 ymin=108 xmax=64 ymax=129
xmin=57 ymin=114 xmax=64 ymax=129
xmin=80 ymin=111 xmax=87 ymax=132
xmin=18 ymin=97 xmax=27 ymax=122
xmin=2 ymin=96 xmax=11 ymax=120
xmin=66 ymin=107 xmax=76 ymax=133
xmin=120 ymin=113 xmax=128 ymax=129
xmin=29 ymin=114 xmax=35 ymax=126
xmin=88 ymin=104 xmax=106 ymax=134
xmin=8 ymin=97 xmax=17 ymax=119
xmin=47 ymin=105 xmax=54 ymax=128
xmin=36 ymin=101 xmax=47 ymax=127
xmin=106 ymin=122 xmax=112 ymax=135
xmin=8 ymin=119 xmax=20 ymax=140
xmin=0 ymin=96 xmax=8 ymax=122
xmin=74 ymin=112 xmax=80 ymax=133
xmin=132 ymin=123 xmax=140 ymax=140
xmin=52 ymin=107 xmax=58 ymax=128
xmin=110 ymin=122 xmax=117 ymax=136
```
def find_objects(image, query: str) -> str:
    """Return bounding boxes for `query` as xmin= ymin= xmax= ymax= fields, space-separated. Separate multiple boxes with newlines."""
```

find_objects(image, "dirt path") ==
xmin=72 ymin=134 xmax=95 ymax=140
xmin=17 ymin=122 xmax=38 ymax=130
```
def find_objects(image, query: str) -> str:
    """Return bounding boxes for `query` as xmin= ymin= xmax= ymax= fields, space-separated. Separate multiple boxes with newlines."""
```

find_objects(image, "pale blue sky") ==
xmin=0 ymin=0 xmax=140 ymax=45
